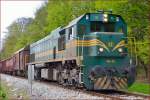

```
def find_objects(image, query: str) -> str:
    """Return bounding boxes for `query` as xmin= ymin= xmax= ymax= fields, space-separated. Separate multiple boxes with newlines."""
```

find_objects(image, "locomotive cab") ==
xmin=75 ymin=12 xmax=128 ymax=57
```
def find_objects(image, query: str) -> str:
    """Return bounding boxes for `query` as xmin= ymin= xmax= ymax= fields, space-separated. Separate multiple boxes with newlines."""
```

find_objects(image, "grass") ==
xmin=0 ymin=85 xmax=7 ymax=100
xmin=0 ymin=81 xmax=29 ymax=100
xmin=128 ymin=82 xmax=150 ymax=94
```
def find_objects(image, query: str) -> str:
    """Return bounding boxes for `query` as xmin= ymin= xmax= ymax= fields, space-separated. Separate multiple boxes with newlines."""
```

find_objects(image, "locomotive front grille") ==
xmin=94 ymin=76 xmax=127 ymax=90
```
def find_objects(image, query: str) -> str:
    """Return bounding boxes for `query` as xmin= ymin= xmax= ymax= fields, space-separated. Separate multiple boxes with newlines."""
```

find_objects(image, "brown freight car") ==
xmin=13 ymin=52 xmax=20 ymax=75
xmin=19 ymin=46 xmax=30 ymax=76
xmin=0 ymin=61 xmax=2 ymax=73
xmin=13 ymin=46 xmax=30 ymax=76
xmin=1 ymin=59 xmax=7 ymax=74
xmin=6 ymin=57 xmax=14 ymax=74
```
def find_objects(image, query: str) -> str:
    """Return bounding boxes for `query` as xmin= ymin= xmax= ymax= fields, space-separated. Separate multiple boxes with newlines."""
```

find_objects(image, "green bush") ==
xmin=0 ymin=87 xmax=7 ymax=99
xmin=128 ymin=82 xmax=150 ymax=94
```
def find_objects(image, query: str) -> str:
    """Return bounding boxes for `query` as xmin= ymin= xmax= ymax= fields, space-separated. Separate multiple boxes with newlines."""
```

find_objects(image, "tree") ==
xmin=1 ymin=17 xmax=32 ymax=58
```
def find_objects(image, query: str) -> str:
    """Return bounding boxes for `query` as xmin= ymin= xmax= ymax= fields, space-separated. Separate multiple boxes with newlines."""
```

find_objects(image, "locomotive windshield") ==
xmin=90 ymin=21 xmax=115 ymax=32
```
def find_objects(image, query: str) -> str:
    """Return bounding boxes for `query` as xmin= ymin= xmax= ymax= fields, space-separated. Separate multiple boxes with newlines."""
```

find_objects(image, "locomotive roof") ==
xmin=30 ymin=27 xmax=61 ymax=47
xmin=30 ymin=12 xmax=125 ymax=47
xmin=64 ymin=13 xmax=124 ymax=28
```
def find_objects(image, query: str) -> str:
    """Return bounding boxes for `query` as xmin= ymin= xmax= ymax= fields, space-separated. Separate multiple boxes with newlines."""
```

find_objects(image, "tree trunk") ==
xmin=138 ymin=56 xmax=148 ymax=78
xmin=148 ymin=3 xmax=150 ymax=84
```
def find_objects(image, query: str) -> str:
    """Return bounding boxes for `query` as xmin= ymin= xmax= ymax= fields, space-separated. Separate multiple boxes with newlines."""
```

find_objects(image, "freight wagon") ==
xmin=0 ymin=59 xmax=6 ymax=74
xmin=13 ymin=46 xmax=30 ymax=76
xmin=0 ymin=61 xmax=3 ymax=73
xmin=6 ymin=57 xmax=14 ymax=74
xmin=0 ymin=46 xmax=30 ymax=77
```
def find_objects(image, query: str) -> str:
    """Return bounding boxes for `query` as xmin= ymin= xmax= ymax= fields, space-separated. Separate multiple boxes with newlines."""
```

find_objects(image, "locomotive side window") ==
xmin=68 ymin=27 xmax=72 ymax=40
xmin=68 ymin=26 xmax=74 ymax=40
xmin=58 ymin=35 xmax=66 ymax=51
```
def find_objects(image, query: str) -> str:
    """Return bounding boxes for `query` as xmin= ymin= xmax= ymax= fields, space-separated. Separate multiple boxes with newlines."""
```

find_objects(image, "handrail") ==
xmin=82 ymin=35 xmax=85 ymax=56
xmin=124 ymin=37 xmax=137 ymax=66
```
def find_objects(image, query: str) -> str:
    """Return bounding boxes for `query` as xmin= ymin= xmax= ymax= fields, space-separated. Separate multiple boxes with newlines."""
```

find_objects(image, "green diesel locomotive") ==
xmin=29 ymin=11 xmax=136 ymax=90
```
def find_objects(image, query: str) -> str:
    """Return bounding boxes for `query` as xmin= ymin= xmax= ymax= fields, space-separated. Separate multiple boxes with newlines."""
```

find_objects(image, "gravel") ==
xmin=0 ymin=74 xmax=106 ymax=99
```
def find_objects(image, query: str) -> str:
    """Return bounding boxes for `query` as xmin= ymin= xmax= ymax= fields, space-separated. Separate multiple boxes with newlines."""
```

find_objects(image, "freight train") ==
xmin=0 ymin=11 xmax=136 ymax=90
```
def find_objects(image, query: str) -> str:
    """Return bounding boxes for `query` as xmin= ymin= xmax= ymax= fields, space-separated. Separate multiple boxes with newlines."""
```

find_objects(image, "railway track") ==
xmin=37 ymin=79 xmax=150 ymax=100
xmin=99 ymin=91 xmax=150 ymax=100
xmin=1 ymin=74 xmax=150 ymax=100
xmin=66 ymin=86 xmax=149 ymax=100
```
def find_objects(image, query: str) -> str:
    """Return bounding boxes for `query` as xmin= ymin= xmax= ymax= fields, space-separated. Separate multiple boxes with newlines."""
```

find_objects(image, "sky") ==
xmin=0 ymin=0 xmax=45 ymax=50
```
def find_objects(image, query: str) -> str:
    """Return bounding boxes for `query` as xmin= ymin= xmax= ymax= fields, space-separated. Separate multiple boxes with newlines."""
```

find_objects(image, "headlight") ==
xmin=103 ymin=14 xmax=108 ymax=18
xmin=103 ymin=14 xmax=108 ymax=22
xmin=99 ymin=48 xmax=104 ymax=52
xmin=118 ymin=48 xmax=123 ymax=52
xmin=104 ymin=18 xmax=108 ymax=22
